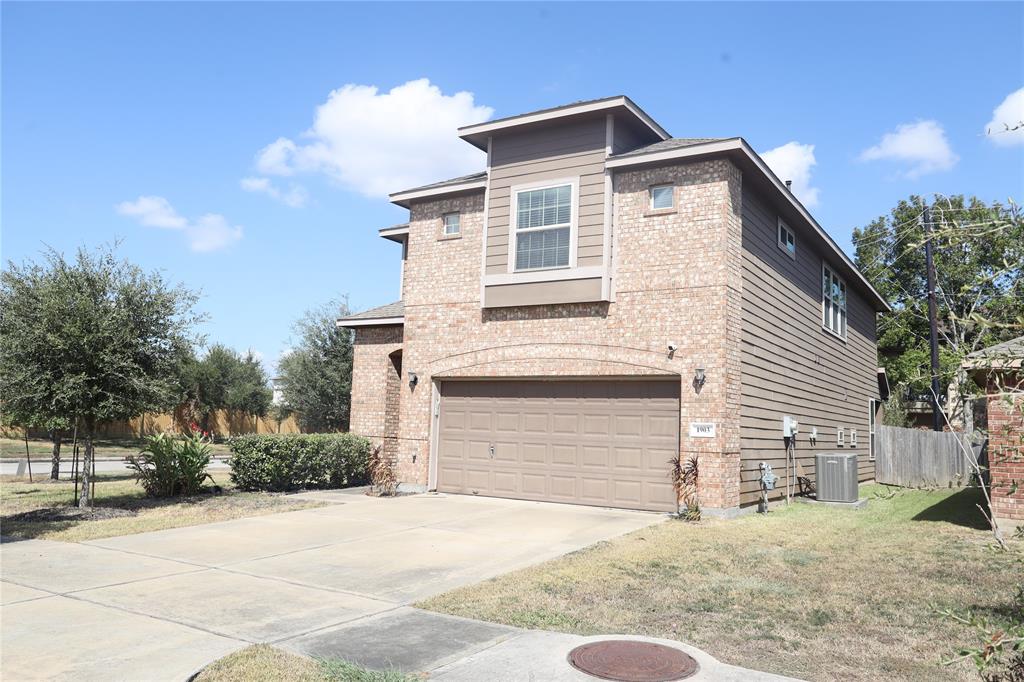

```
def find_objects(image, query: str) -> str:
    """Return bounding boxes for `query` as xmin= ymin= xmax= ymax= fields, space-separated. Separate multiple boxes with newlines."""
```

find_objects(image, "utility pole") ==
xmin=922 ymin=203 xmax=943 ymax=432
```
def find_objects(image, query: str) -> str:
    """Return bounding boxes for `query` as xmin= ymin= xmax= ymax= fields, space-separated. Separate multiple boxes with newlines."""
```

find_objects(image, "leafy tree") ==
xmin=853 ymin=195 xmax=1024 ymax=427
xmin=0 ymin=245 xmax=201 ymax=506
xmin=278 ymin=298 xmax=353 ymax=432
xmin=225 ymin=350 xmax=273 ymax=427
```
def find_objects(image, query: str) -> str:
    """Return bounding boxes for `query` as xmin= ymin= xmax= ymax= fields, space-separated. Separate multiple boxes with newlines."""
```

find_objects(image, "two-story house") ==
xmin=339 ymin=96 xmax=889 ymax=516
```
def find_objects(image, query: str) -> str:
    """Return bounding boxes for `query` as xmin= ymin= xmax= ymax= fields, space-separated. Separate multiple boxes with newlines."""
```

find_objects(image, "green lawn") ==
xmin=0 ymin=436 xmax=233 ymax=460
xmin=0 ymin=472 xmax=324 ymax=542
xmin=418 ymin=485 xmax=1023 ymax=682
xmin=194 ymin=645 xmax=411 ymax=682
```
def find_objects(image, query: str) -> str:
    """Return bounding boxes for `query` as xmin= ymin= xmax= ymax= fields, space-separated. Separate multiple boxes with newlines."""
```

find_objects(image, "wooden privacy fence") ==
xmin=874 ymin=425 xmax=980 ymax=487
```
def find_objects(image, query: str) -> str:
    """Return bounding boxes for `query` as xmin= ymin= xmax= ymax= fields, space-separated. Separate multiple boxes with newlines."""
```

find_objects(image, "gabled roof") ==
xmin=458 ymin=95 xmax=670 ymax=150
xmin=390 ymin=171 xmax=487 ymax=208
xmin=337 ymin=300 xmax=404 ymax=328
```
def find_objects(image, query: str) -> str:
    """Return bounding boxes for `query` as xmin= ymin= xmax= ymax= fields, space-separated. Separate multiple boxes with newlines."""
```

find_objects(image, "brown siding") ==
xmin=739 ymin=185 xmax=878 ymax=506
xmin=486 ymin=118 xmax=607 ymax=274
xmin=483 ymin=277 xmax=603 ymax=308
xmin=611 ymin=117 xmax=647 ymax=155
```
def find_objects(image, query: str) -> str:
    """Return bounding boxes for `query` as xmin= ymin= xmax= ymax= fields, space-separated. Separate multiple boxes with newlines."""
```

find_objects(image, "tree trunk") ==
xmin=49 ymin=431 xmax=62 ymax=480
xmin=78 ymin=431 xmax=94 ymax=508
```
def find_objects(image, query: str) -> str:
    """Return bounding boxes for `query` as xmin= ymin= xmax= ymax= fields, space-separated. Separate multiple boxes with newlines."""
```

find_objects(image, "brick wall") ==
xmin=988 ymin=373 xmax=1024 ymax=522
xmin=365 ymin=158 xmax=746 ymax=509
xmin=350 ymin=325 xmax=403 ymax=449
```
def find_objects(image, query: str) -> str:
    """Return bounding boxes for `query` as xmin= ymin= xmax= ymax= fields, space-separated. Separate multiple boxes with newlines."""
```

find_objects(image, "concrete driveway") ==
xmin=0 ymin=491 xmax=663 ymax=681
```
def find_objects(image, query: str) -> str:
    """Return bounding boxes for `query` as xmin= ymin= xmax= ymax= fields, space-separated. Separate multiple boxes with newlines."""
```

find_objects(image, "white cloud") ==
xmin=985 ymin=87 xmax=1024 ymax=146
xmin=253 ymin=78 xmax=493 ymax=197
xmin=760 ymin=142 xmax=820 ymax=208
xmin=859 ymin=120 xmax=958 ymax=178
xmin=240 ymin=176 xmax=309 ymax=208
xmin=116 ymin=196 xmax=243 ymax=252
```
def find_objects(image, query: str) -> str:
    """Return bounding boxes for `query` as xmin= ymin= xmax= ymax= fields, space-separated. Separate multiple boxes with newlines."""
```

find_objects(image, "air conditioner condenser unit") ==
xmin=815 ymin=452 xmax=859 ymax=503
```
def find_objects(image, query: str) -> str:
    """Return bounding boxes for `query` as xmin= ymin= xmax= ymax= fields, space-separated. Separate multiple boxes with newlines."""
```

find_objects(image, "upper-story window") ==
xmin=514 ymin=183 xmax=572 ymax=270
xmin=822 ymin=263 xmax=847 ymax=338
xmin=777 ymin=218 xmax=796 ymax=259
xmin=442 ymin=212 xmax=461 ymax=236
xmin=650 ymin=184 xmax=674 ymax=210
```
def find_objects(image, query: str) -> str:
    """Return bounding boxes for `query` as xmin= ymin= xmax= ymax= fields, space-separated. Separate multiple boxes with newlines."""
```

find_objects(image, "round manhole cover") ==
xmin=568 ymin=640 xmax=699 ymax=682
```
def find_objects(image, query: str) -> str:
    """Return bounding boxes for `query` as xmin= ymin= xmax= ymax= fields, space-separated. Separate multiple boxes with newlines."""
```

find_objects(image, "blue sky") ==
xmin=4 ymin=2 xmax=1022 ymax=374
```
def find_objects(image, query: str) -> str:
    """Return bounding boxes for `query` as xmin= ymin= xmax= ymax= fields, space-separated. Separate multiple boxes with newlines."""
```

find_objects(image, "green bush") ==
xmin=227 ymin=433 xmax=371 ymax=492
xmin=126 ymin=433 xmax=213 ymax=497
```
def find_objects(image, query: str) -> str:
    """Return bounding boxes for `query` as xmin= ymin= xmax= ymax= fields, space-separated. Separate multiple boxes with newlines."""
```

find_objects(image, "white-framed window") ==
xmin=822 ymin=263 xmax=847 ymax=338
xmin=513 ymin=182 xmax=574 ymax=271
xmin=777 ymin=218 xmax=796 ymax=259
xmin=837 ymin=427 xmax=845 ymax=446
xmin=442 ymin=212 xmax=461 ymax=236
xmin=850 ymin=429 xmax=858 ymax=447
xmin=650 ymin=184 xmax=674 ymax=210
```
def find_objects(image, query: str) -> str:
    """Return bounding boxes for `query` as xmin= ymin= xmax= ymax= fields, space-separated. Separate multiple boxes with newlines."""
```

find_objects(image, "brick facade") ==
xmin=987 ymin=374 xmax=1024 ymax=523
xmin=351 ymin=158 xmax=746 ymax=510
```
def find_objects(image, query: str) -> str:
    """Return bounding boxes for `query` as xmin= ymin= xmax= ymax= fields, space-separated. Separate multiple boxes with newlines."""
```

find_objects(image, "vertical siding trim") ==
xmin=602 ymin=114 xmax=614 ymax=301
xmin=478 ymin=136 xmax=492 ymax=305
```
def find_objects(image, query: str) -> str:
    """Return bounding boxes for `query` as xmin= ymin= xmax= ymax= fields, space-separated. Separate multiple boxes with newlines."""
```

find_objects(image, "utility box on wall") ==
xmin=815 ymin=453 xmax=859 ymax=503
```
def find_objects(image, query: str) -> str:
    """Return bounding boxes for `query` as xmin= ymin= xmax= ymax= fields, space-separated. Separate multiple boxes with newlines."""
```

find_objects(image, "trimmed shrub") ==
xmin=227 ymin=433 xmax=371 ymax=492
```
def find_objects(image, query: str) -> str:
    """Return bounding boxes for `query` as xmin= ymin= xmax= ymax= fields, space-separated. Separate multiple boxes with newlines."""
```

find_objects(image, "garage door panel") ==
xmin=551 ymin=444 xmax=577 ymax=466
xmin=552 ymin=413 xmax=578 ymax=434
xmin=581 ymin=445 xmax=609 ymax=468
xmin=521 ymin=473 xmax=546 ymax=495
xmin=467 ymin=440 xmax=492 ymax=461
xmin=613 ymin=480 xmax=643 ymax=506
xmin=495 ymin=412 xmax=520 ymax=432
xmin=522 ymin=443 xmax=547 ymax=464
xmin=438 ymin=379 xmax=680 ymax=512
xmin=522 ymin=413 xmax=549 ymax=433
xmin=648 ymin=414 xmax=678 ymax=438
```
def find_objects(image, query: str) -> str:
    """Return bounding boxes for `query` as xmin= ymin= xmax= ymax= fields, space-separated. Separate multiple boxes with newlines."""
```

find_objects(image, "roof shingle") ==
xmin=338 ymin=300 xmax=404 ymax=322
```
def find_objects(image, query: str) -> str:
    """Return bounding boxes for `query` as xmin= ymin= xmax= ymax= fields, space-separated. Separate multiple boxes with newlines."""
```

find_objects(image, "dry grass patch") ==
xmin=0 ymin=473 xmax=325 ymax=542
xmin=419 ymin=485 xmax=1022 ymax=682
xmin=194 ymin=645 xmax=412 ymax=682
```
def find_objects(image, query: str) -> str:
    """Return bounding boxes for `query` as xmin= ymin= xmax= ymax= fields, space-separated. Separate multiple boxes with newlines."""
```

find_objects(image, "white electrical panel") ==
xmin=782 ymin=415 xmax=799 ymax=437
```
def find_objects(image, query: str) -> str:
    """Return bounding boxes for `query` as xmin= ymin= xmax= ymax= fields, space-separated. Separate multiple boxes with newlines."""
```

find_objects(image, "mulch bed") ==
xmin=6 ymin=506 xmax=138 ymax=523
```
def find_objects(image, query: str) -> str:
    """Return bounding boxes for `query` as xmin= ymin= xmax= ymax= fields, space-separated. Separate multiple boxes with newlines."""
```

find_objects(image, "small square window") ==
xmin=777 ymin=218 xmax=796 ymax=258
xmin=442 ymin=212 xmax=460 ymax=236
xmin=650 ymin=185 xmax=673 ymax=210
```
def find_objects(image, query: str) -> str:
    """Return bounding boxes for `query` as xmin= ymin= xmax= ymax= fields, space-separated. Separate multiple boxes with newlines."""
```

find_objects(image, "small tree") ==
xmin=179 ymin=344 xmax=271 ymax=435
xmin=0 ymin=245 xmax=201 ymax=506
xmin=278 ymin=298 xmax=354 ymax=432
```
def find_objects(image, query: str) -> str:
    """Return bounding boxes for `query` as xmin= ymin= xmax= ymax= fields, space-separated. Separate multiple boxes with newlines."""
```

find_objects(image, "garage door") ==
xmin=436 ymin=379 xmax=679 ymax=512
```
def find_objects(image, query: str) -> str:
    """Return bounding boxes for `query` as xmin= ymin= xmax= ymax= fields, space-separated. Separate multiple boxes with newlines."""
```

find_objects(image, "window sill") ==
xmin=437 ymin=233 xmax=462 ymax=241
xmin=483 ymin=265 xmax=606 ymax=287
xmin=643 ymin=207 xmax=677 ymax=218
xmin=777 ymin=244 xmax=797 ymax=260
xmin=821 ymin=325 xmax=848 ymax=344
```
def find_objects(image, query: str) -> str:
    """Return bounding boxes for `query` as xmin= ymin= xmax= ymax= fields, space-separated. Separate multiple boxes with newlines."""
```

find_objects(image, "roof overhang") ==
xmin=389 ymin=179 xmax=487 ymax=209
xmin=608 ymin=138 xmax=891 ymax=313
xmin=379 ymin=224 xmax=409 ymax=243
xmin=336 ymin=316 xmax=405 ymax=328
xmin=458 ymin=96 xmax=670 ymax=151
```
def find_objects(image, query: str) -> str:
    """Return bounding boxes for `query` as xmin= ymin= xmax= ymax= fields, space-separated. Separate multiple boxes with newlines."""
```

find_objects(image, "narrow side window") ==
xmin=777 ymin=218 xmax=796 ymax=258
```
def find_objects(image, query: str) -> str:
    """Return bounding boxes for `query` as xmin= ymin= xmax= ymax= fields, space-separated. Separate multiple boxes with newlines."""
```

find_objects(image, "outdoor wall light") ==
xmin=408 ymin=371 xmax=418 ymax=388
xmin=694 ymin=367 xmax=706 ymax=388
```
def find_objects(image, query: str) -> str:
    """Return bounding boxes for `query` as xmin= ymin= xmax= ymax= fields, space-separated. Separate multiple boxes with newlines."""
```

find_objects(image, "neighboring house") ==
xmin=964 ymin=336 xmax=1024 ymax=526
xmin=339 ymin=96 xmax=890 ymax=515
